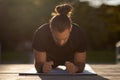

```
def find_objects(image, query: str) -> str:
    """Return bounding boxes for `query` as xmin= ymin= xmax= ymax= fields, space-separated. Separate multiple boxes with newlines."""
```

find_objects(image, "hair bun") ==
xmin=55 ymin=4 xmax=73 ymax=16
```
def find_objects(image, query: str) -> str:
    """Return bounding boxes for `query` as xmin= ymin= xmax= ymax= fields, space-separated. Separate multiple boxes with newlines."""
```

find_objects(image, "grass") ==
xmin=1 ymin=51 xmax=32 ymax=64
xmin=87 ymin=50 xmax=116 ymax=64
xmin=1 ymin=50 xmax=116 ymax=64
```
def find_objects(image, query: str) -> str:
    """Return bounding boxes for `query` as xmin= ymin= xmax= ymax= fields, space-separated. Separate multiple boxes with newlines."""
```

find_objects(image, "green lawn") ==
xmin=87 ymin=50 xmax=116 ymax=64
xmin=1 ymin=50 xmax=116 ymax=64
xmin=1 ymin=51 xmax=32 ymax=64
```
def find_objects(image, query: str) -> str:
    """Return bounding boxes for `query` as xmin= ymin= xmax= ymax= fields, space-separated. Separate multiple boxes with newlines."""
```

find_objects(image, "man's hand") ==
xmin=42 ymin=61 xmax=54 ymax=73
xmin=65 ymin=61 xmax=79 ymax=73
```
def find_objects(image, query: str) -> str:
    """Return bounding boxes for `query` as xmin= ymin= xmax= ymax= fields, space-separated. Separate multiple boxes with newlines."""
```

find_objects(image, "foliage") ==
xmin=0 ymin=0 xmax=119 ymax=51
xmin=72 ymin=2 xmax=120 ymax=50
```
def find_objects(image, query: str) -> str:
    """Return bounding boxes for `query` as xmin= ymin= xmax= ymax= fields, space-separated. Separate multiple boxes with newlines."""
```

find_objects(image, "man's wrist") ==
xmin=35 ymin=63 xmax=43 ymax=73
xmin=74 ymin=62 xmax=85 ymax=73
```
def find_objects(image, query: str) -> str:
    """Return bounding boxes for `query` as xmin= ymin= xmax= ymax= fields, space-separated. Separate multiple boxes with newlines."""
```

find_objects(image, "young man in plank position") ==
xmin=32 ymin=3 xmax=87 ymax=73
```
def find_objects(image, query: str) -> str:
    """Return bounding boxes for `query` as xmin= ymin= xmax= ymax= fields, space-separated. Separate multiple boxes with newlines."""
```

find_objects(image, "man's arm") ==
xmin=65 ymin=52 xmax=86 ymax=73
xmin=33 ymin=49 xmax=54 ymax=73
xmin=74 ymin=52 xmax=86 ymax=72
xmin=33 ymin=49 xmax=47 ymax=73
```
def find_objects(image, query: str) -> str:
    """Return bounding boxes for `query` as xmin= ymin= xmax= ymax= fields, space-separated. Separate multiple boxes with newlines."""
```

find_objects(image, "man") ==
xmin=32 ymin=3 xmax=87 ymax=73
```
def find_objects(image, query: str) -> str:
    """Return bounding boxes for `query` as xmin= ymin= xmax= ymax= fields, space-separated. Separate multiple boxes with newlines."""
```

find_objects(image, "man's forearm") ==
xmin=74 ymin=52 xmax=86 ymax=73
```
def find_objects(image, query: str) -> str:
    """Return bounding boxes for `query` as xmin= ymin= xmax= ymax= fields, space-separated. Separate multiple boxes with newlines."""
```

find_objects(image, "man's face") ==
xmin=51 ymin=29 xmax=71 ymax=46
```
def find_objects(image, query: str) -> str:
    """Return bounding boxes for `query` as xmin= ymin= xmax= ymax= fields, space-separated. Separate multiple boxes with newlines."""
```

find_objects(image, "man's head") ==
xmin=51 ymin=27 xmax=72 ymax=46
xmin=50 ymin=3 xmax=73 ymax=46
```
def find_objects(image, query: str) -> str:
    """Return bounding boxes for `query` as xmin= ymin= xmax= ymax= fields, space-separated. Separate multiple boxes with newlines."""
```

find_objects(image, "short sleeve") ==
xmin=73 ymin=23 xmax=87 ymax=52
xmin=77 ymin=32 xmax=87 ymax=52
xmin=32 ymin=29 xmax=46 ymax=52
xmin=76 ymin=27 xmax=87 ymax=52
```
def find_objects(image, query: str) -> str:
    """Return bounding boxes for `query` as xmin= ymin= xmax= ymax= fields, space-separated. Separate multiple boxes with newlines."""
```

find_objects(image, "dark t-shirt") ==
xmin=32 ymin=23 xmax=87 ymax=67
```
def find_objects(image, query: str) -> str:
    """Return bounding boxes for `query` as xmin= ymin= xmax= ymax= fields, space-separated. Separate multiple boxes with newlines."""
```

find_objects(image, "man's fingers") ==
xmin=49 ymin=61 xmax=54 ymax=65
xmin=43 ymin=65 xmax=52 ymax=73
xmin=65 ymin=61 xmax=71 ymax=65
xmin=65 ymin=61 xmax=69 ymax=64
xmin=42 ymin=62 xmax=53 ymax=73
xmin=65 ymin=61 xmax=72 ymax=70
xmin=65 ymin=61 xmax=76 ymax=73
xmin=65 ymin=61 xmax=70 ymax=64
xmin=65 ymin=61 xmax=73 ymax=66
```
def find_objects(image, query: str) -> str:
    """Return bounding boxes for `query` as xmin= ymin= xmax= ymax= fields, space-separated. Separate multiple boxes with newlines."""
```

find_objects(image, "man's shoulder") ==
xmin=72 ymin=23 xmax=80 ymax=27
xmin=38 ymin=23 xmax=49 ymax=30
xmin=72 ymin=23 xmax=84 ymax=33
xmin=71 ymin=23 xmax=86 ymax=40
xmin=35 ymin=23 xmax=50 ymax=33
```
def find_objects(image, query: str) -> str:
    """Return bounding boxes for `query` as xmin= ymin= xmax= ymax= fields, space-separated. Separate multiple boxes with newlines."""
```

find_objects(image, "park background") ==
xmin=0 ymin=0 xmax=120 ymax=64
